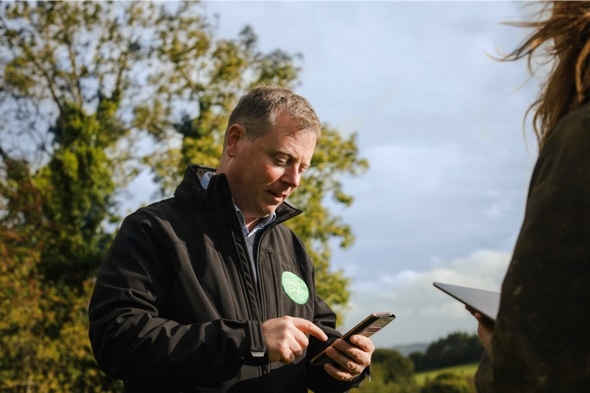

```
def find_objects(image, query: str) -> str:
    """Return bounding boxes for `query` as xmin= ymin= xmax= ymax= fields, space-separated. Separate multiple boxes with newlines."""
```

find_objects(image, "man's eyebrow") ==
xmin=269 ymin=147 xmax=311 ymax=165
xmin=269 ymin=148 xmax=293 ymax=159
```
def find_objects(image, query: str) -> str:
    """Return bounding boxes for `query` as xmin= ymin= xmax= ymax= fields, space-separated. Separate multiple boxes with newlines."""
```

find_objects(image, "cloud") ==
xmin=187 ymin=1 xmax=538 ymax=349
xmin=329 ymin=139 xmax=526 ymax=281
xmin=340 ymin=248 xmax=510 ymax=348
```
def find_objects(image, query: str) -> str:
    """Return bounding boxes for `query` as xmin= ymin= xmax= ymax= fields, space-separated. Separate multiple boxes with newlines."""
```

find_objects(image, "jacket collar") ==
xmin=174 ymin=164 xmax=302 ymax=224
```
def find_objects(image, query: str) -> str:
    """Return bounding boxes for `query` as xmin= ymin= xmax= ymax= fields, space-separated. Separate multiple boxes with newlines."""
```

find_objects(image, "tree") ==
xmin=409 ymin=351 xmax=426 ymax=372
xmin=412 ymin=332 xmax=483 ymax=372
xmin=355 ymin=349 xmax=419 ymax=393
xmin=355 ymin=363 xmax=405 ymax=393
xmin=288 ymin=125 xmax=368 ymax=313
xmin=371 ymin=348 xmax=419 ymax=390
xmin=0 ymin=144 xmax=121 ymax=391
xmin=0 ymin=227 xmax=122 ymax=392
xmin=0 ymin=1 xmax=367 ymax=390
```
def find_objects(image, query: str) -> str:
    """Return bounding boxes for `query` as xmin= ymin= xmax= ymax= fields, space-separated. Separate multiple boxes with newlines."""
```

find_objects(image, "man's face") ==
xmin=222 ymin=112 xmax=317 ymax=227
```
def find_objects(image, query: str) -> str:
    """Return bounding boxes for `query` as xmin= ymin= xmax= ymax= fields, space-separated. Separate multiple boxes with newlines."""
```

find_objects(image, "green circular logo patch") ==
xmin=281 ymin=271 xmax=309 ymax=305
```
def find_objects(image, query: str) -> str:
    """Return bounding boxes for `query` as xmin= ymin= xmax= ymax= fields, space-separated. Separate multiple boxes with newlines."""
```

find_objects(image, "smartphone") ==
xmin=309 ymin=311 xmax=395 ymax=366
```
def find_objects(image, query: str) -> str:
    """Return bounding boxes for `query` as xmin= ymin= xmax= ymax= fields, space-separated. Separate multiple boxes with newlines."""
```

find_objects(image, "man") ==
xmin=88 ymin=86 xmax=374 ymax=392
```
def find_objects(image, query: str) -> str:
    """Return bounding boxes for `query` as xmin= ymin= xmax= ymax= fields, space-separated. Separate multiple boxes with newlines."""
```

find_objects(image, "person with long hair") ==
xmin=472 ymin=2 xmax=590 ymax=392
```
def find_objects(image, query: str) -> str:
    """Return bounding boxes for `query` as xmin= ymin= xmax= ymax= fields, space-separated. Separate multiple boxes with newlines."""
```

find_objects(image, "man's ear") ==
xmin=225 ymin=124 xmax=246 ymax=157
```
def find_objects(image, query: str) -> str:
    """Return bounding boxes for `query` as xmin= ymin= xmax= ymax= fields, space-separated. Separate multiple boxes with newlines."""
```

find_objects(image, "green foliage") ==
xmin=354 ymin=363 xmax=415 ymax=393
xmin=288 ymin=126 xmax=369 ymax=314
xmin=36 ymin=103 xmax=118 ymax=283
xmin=420 ymin=372 xmax=475 ymax=393
xmin=355 ymin=349 xmax=419 ymax=393
xmin=371 ymin=348 xmax=417 ymax=387
xmin=411 ymin=332 xmax=483 ymax=372
xmin=414 ymin=363 xmax=478 ymax=387
xmin=0 ymin=1 xmax=368 ymax=390
xmin=0 ymin=230 xmax=123 ymax=392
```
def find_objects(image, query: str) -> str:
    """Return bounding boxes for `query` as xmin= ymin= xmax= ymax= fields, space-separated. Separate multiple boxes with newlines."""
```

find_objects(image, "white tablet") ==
xmin=433 ymin=281 xmax=500 ymax=322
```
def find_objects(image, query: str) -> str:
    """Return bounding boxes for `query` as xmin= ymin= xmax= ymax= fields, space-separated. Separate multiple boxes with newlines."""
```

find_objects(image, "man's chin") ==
xmin=260 ymin=205 xmax=279 ymax=217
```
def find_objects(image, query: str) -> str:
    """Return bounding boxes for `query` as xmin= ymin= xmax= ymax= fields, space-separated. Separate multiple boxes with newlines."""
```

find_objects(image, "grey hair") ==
xmin=226 ymin=85 xmax=322 ymax=140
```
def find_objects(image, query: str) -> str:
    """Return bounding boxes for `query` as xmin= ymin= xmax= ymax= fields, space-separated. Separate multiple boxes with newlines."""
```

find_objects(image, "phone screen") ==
xmin=309 ymin=312 xmax=395 ymax=366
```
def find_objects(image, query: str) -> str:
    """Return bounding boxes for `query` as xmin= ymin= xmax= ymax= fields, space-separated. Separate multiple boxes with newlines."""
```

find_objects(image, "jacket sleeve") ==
xmin=475 ymin=107 xmax=590 ymax=392
xmin=88 ymin=211 xmax=265 ymax=384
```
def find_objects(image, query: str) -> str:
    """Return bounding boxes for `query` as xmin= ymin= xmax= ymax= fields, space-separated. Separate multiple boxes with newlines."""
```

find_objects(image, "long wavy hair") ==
xmin=504 ymin=1 xmax=590 ymax=148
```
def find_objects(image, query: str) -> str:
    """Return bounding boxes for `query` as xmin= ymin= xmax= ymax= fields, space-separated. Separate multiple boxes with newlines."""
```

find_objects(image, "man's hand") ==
xmin=262 ymin=316 xmax=327 ymax=364
xmin=323 ymin=335 xmax=374 ymax=381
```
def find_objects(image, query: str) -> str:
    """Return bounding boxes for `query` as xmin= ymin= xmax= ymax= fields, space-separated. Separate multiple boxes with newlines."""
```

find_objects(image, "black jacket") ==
xmin=475 ymin=104 xmax=590 ymax=392
xmin=88 ymin=165 xmax=363 ymax=393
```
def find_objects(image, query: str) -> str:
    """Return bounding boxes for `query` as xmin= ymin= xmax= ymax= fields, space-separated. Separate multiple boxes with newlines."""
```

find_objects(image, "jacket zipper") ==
xmin=254 ymin=228 xmax=271 ymax=393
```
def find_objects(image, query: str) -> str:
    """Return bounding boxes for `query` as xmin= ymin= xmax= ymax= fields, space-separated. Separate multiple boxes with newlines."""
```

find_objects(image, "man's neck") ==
xmin=245 ymin=217 xmax=263 ymax=232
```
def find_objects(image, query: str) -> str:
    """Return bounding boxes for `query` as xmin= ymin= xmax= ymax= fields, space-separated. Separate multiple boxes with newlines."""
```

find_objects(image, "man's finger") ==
xmin=292 ymin=318 xmax=328 ymax=341
xmin=349 ymin=334 xmax=374 ymax=352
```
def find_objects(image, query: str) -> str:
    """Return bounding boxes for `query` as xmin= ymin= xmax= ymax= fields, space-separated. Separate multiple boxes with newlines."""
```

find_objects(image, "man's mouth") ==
xmin=268 ymin=190 xmax=288 ymax=202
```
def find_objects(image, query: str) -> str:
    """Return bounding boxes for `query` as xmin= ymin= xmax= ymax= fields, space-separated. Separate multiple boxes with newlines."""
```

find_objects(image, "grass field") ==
xmin=414 ymin=363 xmax=478 ymax=386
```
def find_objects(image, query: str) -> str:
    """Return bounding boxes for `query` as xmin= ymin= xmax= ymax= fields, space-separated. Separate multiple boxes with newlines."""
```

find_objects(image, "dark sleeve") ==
xmin=475 ymin=107 xmax=590 ymax=392
xmin=87 ymin=212 xmax=265 ymax=385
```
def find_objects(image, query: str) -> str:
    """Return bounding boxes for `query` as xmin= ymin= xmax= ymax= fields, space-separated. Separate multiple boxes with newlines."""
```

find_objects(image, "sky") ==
xmin=130 ymin=1 xmax=545 ymax=349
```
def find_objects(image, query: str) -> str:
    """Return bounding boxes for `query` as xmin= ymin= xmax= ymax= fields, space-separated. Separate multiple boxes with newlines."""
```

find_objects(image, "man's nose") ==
xmin=282 ymin=166 xmax=301 ymax=188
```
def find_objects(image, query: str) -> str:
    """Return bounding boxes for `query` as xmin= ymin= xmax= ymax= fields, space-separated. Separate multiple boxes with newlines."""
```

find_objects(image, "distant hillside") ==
xmin=392 ymin=342 xmax=428 ymax=356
